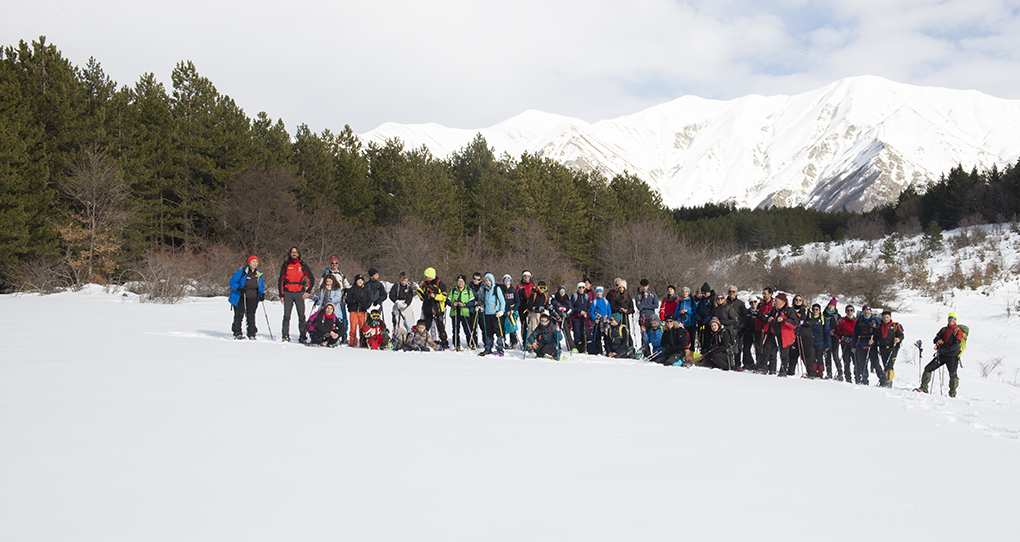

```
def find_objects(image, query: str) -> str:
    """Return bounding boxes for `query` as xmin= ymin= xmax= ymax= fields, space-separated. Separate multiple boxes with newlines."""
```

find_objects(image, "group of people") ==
xmin=228 ymin=248 xmax=968 ymax=396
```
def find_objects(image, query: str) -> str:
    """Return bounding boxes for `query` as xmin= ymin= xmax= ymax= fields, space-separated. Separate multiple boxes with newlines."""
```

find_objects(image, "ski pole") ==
xmin=261 ymin=299 xmax=275 ymax=341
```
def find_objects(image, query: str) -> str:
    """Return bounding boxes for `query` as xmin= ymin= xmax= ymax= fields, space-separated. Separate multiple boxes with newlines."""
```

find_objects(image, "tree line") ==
xmin=2 ymin=36 xmax=1018 ymax=293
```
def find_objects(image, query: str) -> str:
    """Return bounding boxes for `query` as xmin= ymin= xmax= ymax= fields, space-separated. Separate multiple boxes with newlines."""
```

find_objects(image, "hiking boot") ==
xmin=247 ymin=335 xmax=256 ymax=340
xmin=234 ymin=334 xmax=245 ymax=340
xmin=478 ymin=349 xmax=491 ymax=357
xmin=281 ymin=336 xmax=291 ymax=343
xmin=949 ymin=376 xmax=959 ymax=398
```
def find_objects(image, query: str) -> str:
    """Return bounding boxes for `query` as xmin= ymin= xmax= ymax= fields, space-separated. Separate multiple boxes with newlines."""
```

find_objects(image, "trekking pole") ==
xmin=915 ymin=340 xmax=923 ymax=381
xmin=940 ymin=366 xmax=945 ymax=396
xmin=261 ymin=300 xmax=275 ymax=341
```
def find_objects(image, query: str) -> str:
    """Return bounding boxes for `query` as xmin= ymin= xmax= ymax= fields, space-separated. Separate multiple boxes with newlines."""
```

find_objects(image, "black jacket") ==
xmin=346 ymin=283 xmax=373 ymax=313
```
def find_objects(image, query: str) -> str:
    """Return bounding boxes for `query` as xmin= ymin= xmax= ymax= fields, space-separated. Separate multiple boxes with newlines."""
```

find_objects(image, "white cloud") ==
xmin=3 ymin=0 xmax=1019 ymax=134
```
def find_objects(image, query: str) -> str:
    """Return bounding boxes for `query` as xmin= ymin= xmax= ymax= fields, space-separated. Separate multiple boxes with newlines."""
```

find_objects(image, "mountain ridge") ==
xmin=360 ymin=76 xmax=1020 ymax=211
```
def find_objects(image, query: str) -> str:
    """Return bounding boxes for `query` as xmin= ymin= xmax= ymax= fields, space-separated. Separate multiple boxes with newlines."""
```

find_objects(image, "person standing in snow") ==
xmin=468 ymin=273 xmax=484 ymax=348
xmin=739 ymin=299 xmax=758 ymax=371
xmin=365 ymin=267 xmax=386 ymax=311
xmin=770 ymin=293 xmax=798 ymax=376
xmin=499 ymin=275 xmax=520 ymax=350
xmin=917 ymin=313 xmax=965 ymax=397
xmin=676 ymin=286 xmax=697 ymax=350
xmin=322 ymin=256 xmax=351 ymax=290
xmin=877 ymin=310 xmax=904 ymax=388
xmin=516 ymin=271 xmax=535 ymax=343
xmin=389 ymin=271 xmax=417 ymax=334
xmin=851 ymin=306 xmax=882 ymax=386
xmin=788 ymin=295 xmax=813 ymax=376
xmin=658 ymin=285 xmax=679 ymax=322
xmin=807 ymin=304 xmax=830 ymax=378
xmin=821 ymin=298 xmax=843 ymax=380
xmin=591 ymin=286 xmax=612 ymax=355
xmin=635 ymin=279 xmax=659 ymax=332
xmin=278 ymin=246 xmax=314 ymax=343
xmin=346 ymin=274 xmax=373 ymax=347
xmin=835 ymin=305 xmax=857 ymax=382
xmin=416 ymin=267 xmax=449 ymax=350
xmin=229 ymin=255 xmax=265 ymax=340
xmin=448 ymin=275 xmax=476 ymax=351
xmin=477 ymin=272 xmax=507 ymax=356
xmin=568 ymin=282 xmax=592 ymax=354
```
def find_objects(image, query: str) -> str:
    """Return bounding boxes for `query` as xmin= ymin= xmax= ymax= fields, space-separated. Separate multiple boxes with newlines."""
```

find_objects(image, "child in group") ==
xmin=308 ymin=303 xmax=343 ymax=347
xmin=361 ymin=309 xmax=389 ymax=350
xmin=398 ymin=319 xmax=440 ymax=352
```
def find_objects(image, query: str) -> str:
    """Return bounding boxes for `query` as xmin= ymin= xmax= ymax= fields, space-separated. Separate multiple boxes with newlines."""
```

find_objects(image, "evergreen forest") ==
xmin=3 ymin=37 xmax=1020 ymax=294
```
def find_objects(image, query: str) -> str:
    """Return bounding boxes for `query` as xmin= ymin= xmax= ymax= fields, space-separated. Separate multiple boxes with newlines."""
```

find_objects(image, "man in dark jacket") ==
xmin=568 ymin=282 xmax=591 ymax=354
xmin=346 ymin=274 xmax=373 ymax=347
xmin=416 ymin=267 xmax=449 ymax=349
xmin=918 ymin=313 xmax=964 ymax=397
xmin=852 ymin=306 xmax=882 ymax=386
xmin=527 ymin=311 xmax=561 ymax=359
xmin=877 ymin=310 xmax=904 ymax=388
xmin=499 ymin=274 xmax=520 ymax=349
xmin=740 ymin=299 xmax=758 ymax=371
xmin=365 ymin=267 xmax=387 ymax=310
xmin=652 ymin=313 xmax=689 ymax=366
xmin=278 ymin=246 xmax=314 ymax=343
xmin=821 ymin=298 xmax=842 ymax=380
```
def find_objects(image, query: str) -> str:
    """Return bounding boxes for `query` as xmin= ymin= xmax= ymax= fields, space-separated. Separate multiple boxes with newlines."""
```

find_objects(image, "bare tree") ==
xmin=60 ymin=145 xmax=130 ymax=282
xmin=219 ymin=164 xmax=301 ymax=254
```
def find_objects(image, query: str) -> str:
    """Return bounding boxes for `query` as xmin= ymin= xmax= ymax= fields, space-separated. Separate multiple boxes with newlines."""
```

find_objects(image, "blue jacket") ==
xmin=592 ymin=297 xmax=611 ymax=321
xmin=229 ymin=267 xmax=265 ymax=307
xmin=696 ymin=295 xmax=714 ymax=325
xmin=644 ymin=325 xmax=663 ymax=357
xmin=675 ymin=297 xmax=696 ymax=327
xmin=478 ymin=273 xmax=506 ymax=315
xmin=809 ymin=314 xmax=830 ymax=346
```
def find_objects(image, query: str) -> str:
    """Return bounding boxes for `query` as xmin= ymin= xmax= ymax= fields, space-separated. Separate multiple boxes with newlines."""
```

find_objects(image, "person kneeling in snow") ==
xmin=398 ymin=319 xmax=440 ymax=352
xmin=361 ymin=309 xmax=390 ymax=350
xmin=652 ymin=313 xmax=689 ymax=366
xmin=702 ymin=317 xmax=735 ymax=370
xmin=527 ymin=311 xmax=562 ymax=359
xmin=605 ymin=313 xmax=634 ymax=359
xmin=309 ymin=303 xmax=343 ymax=347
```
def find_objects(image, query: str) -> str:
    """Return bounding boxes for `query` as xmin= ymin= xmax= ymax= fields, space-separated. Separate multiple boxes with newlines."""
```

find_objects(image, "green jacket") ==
xmin=449 ymin=286 xmax=476 ymax=317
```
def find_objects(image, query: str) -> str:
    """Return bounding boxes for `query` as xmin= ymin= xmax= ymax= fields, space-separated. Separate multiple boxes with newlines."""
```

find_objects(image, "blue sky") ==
xmin=5 ymin=0 xmax=1020 ymax=133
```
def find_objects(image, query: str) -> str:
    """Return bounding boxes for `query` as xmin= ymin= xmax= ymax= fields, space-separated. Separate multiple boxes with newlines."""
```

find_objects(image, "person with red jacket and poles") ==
xmin=877 ymin=310 xmax=904 ymax=388
xmin=770 ymin=293 xmax=798 ymax=376
xmin=835 ymin=305 xmax=857 ymax=382
xmin=917 ymin=313 xmax=965 ymax=397
xmin=754 ymin=287 xmax=778 ymax=374
xmin=278 ymin=246 xmax=314 ymax=343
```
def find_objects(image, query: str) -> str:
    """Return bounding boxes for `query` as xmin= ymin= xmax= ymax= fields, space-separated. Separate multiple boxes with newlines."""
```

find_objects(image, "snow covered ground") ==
xmin=3 ymin=274 xmax=1019 ymax=541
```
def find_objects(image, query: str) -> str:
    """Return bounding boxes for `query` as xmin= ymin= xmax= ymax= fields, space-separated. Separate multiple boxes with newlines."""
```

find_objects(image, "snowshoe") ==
xmin=247 ymin=335 xmax=256 ymax=340
xmin=281 ymin=336 xmax=291 ymax=343
xmin=234 ymin=334 xmax=245 ymax=340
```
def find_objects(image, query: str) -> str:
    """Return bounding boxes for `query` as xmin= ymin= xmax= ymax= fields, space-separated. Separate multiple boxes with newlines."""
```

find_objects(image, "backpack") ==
xmin=958 ymin=324 xmax=969 ymax=363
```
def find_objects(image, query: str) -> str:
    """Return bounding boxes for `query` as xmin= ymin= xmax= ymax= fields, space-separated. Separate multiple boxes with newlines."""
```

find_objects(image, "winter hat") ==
xmin=523 ymin=271 xmax=532 ymax=277
xmin=948 ymin=312 xmax=958 ymax=320
xmin=619 ymin=279 xmax=628 ymax=289
xmin=701 ymin=282 xmax=711 ymax=293
xmin=775 ymin=292 xmax=788 ymax=304
xmin=827 ymin=297 xmax=838 ymax=308
xmin=861 ymin=305 xmax=871 ymax=312
xmin=665 ymin=313 xmax=677 ymax=321
xmin=457 ymin=274 xmax=467 ymax=282
xmin=354 ymin=274 xmax=365 ymax=283
xmin=424 ymin=267 xmax=436 ymax=280
xmin=595 ymin=286 xmax=604 ymax=292
xmin=368 ymin=267 xmax=378 ymax=277
xmin=558 ymin=286 xmax=566 ymax=292
xmin=577 ymin=282 xmax=586 ymax=289
xmin=503 ymin=274 xmax=513 ymax=282
xmin=709 ymin=316 xmax=721 ymax=327
xmin=324 ymin=302 xmax=335 ymax=312
xmin=247 ymin=255 xmax=258 ymax=265
xmin=651 ymin=318 xmax=661 ymax=327
xmin=329 ymin=256 xmax=340 ymax=264
xmin=611 ymin=313 xmax=622 ymax=324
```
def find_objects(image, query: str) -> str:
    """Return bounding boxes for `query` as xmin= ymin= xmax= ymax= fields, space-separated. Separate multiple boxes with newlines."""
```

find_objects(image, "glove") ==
xmin=258 ymin=293 xmax=265 ymax=302
xmin=496 ymin=311 xmax=504 ymax=318
xmin=236 ymin=287 xmax=245 ymax=293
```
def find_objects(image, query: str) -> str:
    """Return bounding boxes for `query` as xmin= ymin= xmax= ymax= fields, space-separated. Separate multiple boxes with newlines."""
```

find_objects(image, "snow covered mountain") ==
xmin=361 ymin=76 xmax=1020 ymax=211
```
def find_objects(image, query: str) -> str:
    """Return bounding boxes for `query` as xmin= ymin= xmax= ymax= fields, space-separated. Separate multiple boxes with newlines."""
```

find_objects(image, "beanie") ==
xmin=247 ymin=255 xmax=258 ymax=265
xmin=701 ymin=282 xmax=711 ymax=293
xmin=368 ymin=267 xmax=378 ymax=277
xmin=775 ymin=292 xmax=788 ymax=304
xmin=424 ymin=267 xmax=436 ymax=280
xmin=828 ymin=297 xmax=838 ymax=308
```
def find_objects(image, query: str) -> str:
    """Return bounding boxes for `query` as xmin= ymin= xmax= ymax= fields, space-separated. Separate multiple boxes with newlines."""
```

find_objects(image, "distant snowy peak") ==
xmin=360 ymin=76 xmax=1020 ymax=211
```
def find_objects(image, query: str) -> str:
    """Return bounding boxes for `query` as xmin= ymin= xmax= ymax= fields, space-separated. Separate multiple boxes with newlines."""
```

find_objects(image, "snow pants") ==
xmin=652 ymin=352 xmax=685 ymax=366
xmin=349 ymin=311 xmax=367 ymax=347
xmin=423 ymin=310 xmax=448 ymax=349
xmin=757 ymin=333 xmax=778 ymax=373
xmin=879 ymin=346 xmax=899 ymax=385
xmin=841 ymin=343 xmax=855 ymax=382
xmin=281 ymin=291 xmax=307 ymax=341
xmin=451 ymin=312 xmax=473 ymax=349
xmin=480 ymin=313 xmax=504 ymax=352
xmin=535 ymin=342 xmax=558 ymax=359
xmin=825 ymin=336 xmax=842 ymax=379
xmin=740 ymin=331 xmax=756 ymax=370
xmin=232 ymin=296 xmax=258 ymax=337
xmin=570 ymin=317 xmax=588 ymax=353
xmin=854 ymin=347 xmax=881 ymax=385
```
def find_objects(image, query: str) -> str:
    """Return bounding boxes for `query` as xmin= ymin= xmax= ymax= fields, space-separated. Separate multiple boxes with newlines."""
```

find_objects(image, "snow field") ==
xmin=2 ymin=283 xmax=1019 ymax=541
